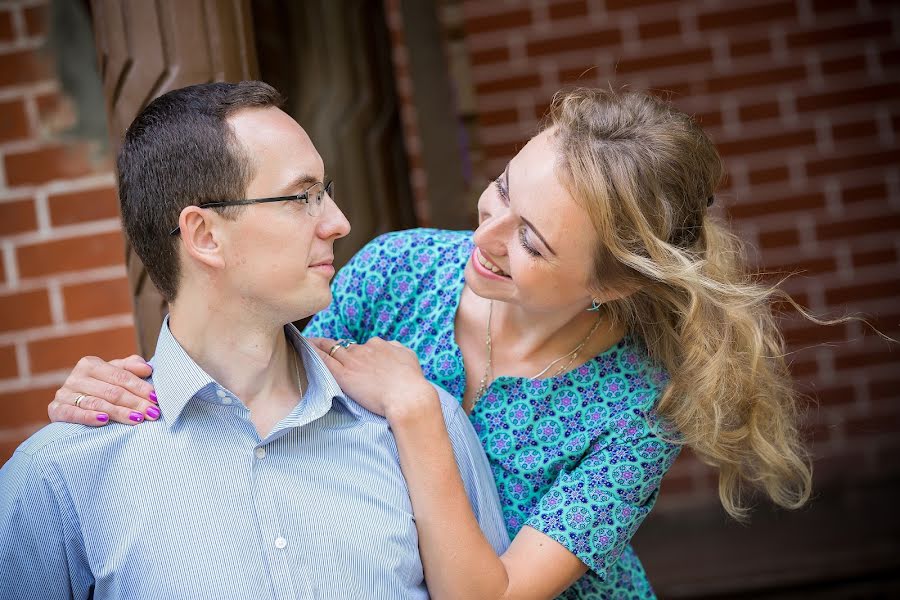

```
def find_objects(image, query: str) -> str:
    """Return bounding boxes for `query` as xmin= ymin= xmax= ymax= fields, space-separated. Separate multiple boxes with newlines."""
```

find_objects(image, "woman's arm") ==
xmin=311 ymin=336 xmax=588 ymax=600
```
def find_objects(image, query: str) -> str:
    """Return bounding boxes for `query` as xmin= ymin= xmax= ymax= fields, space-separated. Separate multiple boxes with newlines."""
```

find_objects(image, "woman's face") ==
xmin=464 ymin=128 xmax=606 ymax=314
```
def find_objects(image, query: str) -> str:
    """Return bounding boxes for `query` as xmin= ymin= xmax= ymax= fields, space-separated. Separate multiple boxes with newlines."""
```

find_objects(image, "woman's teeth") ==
xmin=477 ymin=250 xmax=508 ymax=276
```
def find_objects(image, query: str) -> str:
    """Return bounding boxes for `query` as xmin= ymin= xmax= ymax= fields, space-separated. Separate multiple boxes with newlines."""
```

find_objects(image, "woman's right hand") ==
xmin=48 ymin=355 xmax=158 ymax=426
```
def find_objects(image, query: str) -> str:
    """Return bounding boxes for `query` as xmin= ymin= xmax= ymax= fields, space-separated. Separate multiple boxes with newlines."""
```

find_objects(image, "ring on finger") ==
xmin=329 ymin=338 xmax=356 ymax=357
xmin=74 ymin=393 xmax=87 ymax=408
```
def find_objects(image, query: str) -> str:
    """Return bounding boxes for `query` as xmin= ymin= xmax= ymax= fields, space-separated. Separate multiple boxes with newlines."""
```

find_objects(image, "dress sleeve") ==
xmin=524 ymin=410 xmax=680 ymax=579
xmin=0 ymin=449 xmax=93 ymax=600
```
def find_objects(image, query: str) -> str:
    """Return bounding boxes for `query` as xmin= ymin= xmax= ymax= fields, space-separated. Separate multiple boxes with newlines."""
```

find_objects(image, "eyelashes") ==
xmin=494 ymin=173 xmax=541 ymax=258
xmin=494 ymin=176 xmax=509 ymax=203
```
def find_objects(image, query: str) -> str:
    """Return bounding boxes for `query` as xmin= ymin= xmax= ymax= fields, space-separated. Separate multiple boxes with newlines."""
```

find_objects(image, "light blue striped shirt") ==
xmin=0 ymin=319 xmax=509 ymax=599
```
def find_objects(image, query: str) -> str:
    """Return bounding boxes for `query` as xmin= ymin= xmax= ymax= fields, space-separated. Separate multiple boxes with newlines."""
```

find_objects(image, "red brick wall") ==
xmin=457 ymin=0 xmax=900 ymax=509
xmin=0 ymin=0 xmax=135 ymax=461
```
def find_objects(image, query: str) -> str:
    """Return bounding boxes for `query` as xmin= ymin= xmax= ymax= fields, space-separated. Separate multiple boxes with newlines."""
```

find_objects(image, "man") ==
xmin=0 ymin=81 xmax=508 ymax=599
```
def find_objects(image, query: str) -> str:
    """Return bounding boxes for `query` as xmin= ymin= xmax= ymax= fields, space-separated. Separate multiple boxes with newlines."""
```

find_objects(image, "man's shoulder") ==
xmin=10 ymin=421 xmax=135 ymax=473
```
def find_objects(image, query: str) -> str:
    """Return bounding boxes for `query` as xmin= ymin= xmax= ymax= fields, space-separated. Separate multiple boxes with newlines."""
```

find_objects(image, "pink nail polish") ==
xmin=149 ymin=391 xmax=158 ymax=404
xmin=96 ymin=413 xmax=109 ymax=423
xmin=129 ymin=411 xmax=144 ymax=423
xmin=146 ymin=406 xmax=160 ymax=420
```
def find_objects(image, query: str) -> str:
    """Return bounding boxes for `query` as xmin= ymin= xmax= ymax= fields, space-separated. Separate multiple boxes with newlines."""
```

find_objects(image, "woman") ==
xmin=48 ymin=89 xmax=811 ymax=598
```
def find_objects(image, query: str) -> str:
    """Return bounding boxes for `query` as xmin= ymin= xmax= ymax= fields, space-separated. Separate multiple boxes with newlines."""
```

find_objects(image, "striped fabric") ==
xmin=0 ymin=319 xmax=509 ymax=600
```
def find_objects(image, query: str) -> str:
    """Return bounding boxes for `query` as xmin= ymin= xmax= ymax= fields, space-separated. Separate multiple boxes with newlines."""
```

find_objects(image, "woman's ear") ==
xmin=176 ymin=206 xmax=226 ymax=270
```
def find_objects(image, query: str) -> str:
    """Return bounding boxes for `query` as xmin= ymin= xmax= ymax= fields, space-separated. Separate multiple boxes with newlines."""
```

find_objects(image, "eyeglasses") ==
xmin=169 ymin=180 xmax=334 ymax=235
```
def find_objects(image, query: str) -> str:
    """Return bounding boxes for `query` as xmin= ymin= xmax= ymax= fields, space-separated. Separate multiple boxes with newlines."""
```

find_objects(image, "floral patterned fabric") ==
xmin=305 ymin=229 xmax=681 ymax=599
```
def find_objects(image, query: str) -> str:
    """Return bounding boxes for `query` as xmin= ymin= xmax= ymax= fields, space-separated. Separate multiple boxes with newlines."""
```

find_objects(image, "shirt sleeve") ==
xmin=436 ymin=385 xmax=511 ymax=555
xmin=524 ymin=410 xmax=680 ymax=579
xmin=0 ymin=448 xmax=93 ymax=600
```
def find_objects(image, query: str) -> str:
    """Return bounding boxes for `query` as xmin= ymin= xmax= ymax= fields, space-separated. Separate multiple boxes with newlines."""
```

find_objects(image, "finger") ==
xmin=307 ymin=337 xmax=337 ymax=352
xmin=109 ymin=355 xmax=153 ymax=378
xmin=67 ymin=376 xmax=159 ymax=420
xmin=82 ymin=359 xmax=156 ymax=403
xmin=312 ymin=344 xmax=346 ymax=374
xmin=67 ymin=392 xmax=155 ymax=425
xmin=48 ymin=400 xmax=111 ymax=427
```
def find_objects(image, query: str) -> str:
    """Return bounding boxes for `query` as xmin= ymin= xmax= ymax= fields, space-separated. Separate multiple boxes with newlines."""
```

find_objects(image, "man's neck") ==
xmin=167 ymin=295 xmax=305 ymax=438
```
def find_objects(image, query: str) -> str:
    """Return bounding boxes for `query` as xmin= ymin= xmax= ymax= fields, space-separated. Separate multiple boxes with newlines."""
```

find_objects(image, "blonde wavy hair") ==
xmin=546 ymin=88 xmax=811 ymax=519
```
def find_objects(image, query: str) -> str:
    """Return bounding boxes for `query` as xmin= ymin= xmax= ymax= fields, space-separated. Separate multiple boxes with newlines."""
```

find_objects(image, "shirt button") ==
xmin=255 ymin=447 xmax=267 ymax=460
xmin=274 ymin=536 xmax=287 ymax=549
xmin=222 ymin=396 xmax=232 ymax=405
xmin=216 ymin=389 xmax=226 ymax=398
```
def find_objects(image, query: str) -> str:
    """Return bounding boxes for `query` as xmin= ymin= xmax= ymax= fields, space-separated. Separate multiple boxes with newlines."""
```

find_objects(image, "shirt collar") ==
xmin=149 ymin=316 xmax=362 ymax=430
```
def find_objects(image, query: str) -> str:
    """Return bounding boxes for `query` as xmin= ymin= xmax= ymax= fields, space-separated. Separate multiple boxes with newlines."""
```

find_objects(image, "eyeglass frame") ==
xmin=169 ymin=179 xmax=334 ymax=236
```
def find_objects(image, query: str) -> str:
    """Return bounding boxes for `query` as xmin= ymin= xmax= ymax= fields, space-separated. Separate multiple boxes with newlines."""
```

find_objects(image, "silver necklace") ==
xmin=472 ymin=301 xmax=602 ymax=405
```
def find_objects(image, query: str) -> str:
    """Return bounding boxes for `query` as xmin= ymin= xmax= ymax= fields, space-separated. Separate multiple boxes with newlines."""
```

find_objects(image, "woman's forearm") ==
xmin=388 ymin=395 xmax=511 ymax=600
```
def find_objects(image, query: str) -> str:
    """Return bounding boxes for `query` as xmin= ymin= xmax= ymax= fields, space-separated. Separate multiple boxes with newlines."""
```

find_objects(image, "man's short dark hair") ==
xmin=117 ymin=81 xmax=284 ymax=302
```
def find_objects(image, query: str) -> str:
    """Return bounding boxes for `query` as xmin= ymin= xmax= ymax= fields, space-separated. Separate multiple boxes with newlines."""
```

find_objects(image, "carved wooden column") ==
xmin=90 ymin=0 xmax=258 ymax=354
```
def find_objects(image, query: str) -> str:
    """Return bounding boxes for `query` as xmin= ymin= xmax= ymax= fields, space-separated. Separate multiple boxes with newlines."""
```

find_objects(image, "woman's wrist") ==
xmin=385 ymin=383 xmax=441 ymax=427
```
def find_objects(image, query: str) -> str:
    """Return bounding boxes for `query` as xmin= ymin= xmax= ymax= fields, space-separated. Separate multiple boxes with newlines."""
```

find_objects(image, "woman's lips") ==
xmin=471 ymin=248 xmax=510 ymax=280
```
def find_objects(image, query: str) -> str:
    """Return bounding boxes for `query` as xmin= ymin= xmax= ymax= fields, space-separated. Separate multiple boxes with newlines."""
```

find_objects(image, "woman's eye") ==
xmin=519 ymin=228 xmax=540 ymax=257
xmin=494 ymin=176 xmax=510 ymax=204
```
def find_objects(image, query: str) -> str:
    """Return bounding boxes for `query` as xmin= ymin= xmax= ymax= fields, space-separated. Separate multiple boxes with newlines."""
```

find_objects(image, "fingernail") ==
xmin=129 ymin=411 xmax=144 ymax=423
xmin=149 ymin=391 xmax=158 ymax=404
xmin=146 ymin=406 xmax=160 ymax=420
xmin=96 ymin=413 xmax=109 ymax=423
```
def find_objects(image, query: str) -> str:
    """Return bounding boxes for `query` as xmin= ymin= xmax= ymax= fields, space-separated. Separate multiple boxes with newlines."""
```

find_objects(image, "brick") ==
xmin=0 ymin=198 xmax=37 ymax=236
xmin=48 ymin=187 xmax=120 ymax=226
xmin=882 ymin=48 xmax=900 ymax=69
xmin=852 ymin=247 xmax=897 ymax=269
xmin=730 ymin=38 xmax=771 ymax=58
xmin=0 ymin=9 xmax=13 ymax=42
xmin=3 ymin=144 xmax=96 ymax=187
xmin=758 ymin=227 xmax=799 ymax=248
xmin=788 ymin=358 xmax=817 ymax=377
xmin=16 ymin=231 xmax=126 ymax=279
xmin=0 ymin=345 xmax=17 ymax=379
xmin=605 ymin=0 xmax=679 ymax=9
xmin=796 ymin=83 xmax=900 ymax=113
xmin=738 ymin=101 xmax=780 ymax=123
xmin=638 ymin=19 xmax=680 ymax=40
xmin=475 ymin=73 xmax=540 ymax=95
xmin=646 ymin=80 xmax=693 ymax=97
xmin=748 ymin=164 xmax=789 ymax=185
xmin=0 ymin=385 xmax=57 ymax=428
xmin=63 ymin=277 xmax=132 ymax=321
xmin=526 ymin=29 xmax=622 ymax=57
xmin=787 ymin=21 xmax=891 ymax=50
xmin=692 ymin=110 xmax=722 ymax=128
xmin=482 ymin=139 xmax=523 ymax=161
xmin=0 ymin=49 xmax=53 ymax=88
xmin=811 ymin=384 xmax=855 ymax=407
xmin=870 ymin=378 xmax=900 ymax=402
xmin=845 ymin=414 xmax=900 ymax=437
xmin=466 ymin=9 xmax=531 ymax=35
xmin=698 ymin=2 xmax=796 ymax=31
xmin=716 ymin=129 xmax=816 ymax=158
xmin=23 ymin=4 xmax=48 ymax=37
xmin=0 ymin=99 xmax=30 ymax=142
xmin=811 ymin=0 xmax=857 ymax=13
xmin=842 ymin=182 xmax=886 ymax=205
xmin=617 ymin=47 xmax=713 ymax=74
xmin=549 ymin=0 xmax=588 ymax=20
xmin=478 ymin=108 xmax=519 ymax=127
xmin=35 ymin=92 xmax=77 ymax=133
xmin=729 ymin=192 xmax=825 ymax=219
xmin=869 ymin=311 xmax=900 ymax=337
xmin=27 ymin=326 xmax=137 ymax=374
xmin=470 ymin=46 xmax=510 ymax=66
xmin=764 ymin=254 xmax=837 ymax=277
xmin=821 ymin=54 xmax=866 ymax=76
xmin=0 ymin=289 xmax=53 ymax=333
xmin=0 ymin=257 xmax=5 ymax=284
xmin=825 ymin=278 xmax=900 ymax=305
xmin=560 ymin=65 xmax=605 ymax=84
xmin=807 ymin=149 xmax=900 ymax=177
xmin=832 ymin=119 xmax=877 ymax=143
xmin=782 ymin=319 xmax=846 ymax=346
xmin=707 ymin=65 xmax=805 ymax=93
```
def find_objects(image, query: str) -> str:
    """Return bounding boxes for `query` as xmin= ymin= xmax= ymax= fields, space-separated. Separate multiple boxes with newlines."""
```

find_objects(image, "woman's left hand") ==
xmin=309 ymin=336 xmax=438 ymax=422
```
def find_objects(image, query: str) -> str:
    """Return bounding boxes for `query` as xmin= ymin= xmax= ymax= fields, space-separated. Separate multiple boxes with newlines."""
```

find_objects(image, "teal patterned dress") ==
xmin=305 ymin=229 xmax=681 ymax=599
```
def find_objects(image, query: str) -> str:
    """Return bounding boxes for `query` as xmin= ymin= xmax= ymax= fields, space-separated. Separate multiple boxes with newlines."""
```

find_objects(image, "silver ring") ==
xmin=74 ymin=393 xmax=86 ymax=408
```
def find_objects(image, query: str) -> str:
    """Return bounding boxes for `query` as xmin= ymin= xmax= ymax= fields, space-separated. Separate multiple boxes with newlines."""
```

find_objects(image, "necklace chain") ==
xmin=473 ymin=301 xmax=602 ymax=405
xmin=292 ymin=347 xmax=303 ymax=397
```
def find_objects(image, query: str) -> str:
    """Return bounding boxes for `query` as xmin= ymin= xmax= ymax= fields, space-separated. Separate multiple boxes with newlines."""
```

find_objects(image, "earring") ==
xmin=587 ymin=298 xmax=602 ymax=312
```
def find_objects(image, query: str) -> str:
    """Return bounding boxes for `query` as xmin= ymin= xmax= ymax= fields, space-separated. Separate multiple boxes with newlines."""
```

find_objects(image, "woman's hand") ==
xmin=308 ymin=337 xmax=438 ymax=422
xmin=48 ymin=355 xmax=158 ymax=426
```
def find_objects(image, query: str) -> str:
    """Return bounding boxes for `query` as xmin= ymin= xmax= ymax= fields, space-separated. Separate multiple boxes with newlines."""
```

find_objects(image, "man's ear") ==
xmin=176 ymin=206 xmax=226 ymax=270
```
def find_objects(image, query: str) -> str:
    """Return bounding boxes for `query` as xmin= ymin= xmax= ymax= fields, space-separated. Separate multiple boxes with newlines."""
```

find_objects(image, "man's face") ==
xmin=218 ymin=107 xmax=350 ymax=322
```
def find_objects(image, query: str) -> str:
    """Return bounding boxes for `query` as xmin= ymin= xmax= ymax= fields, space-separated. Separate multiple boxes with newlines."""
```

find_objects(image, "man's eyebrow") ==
xmin=508 ymin=163 xmax=558 ymax=256
xmin=278 ymin=174 xmax=320 ymax=196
